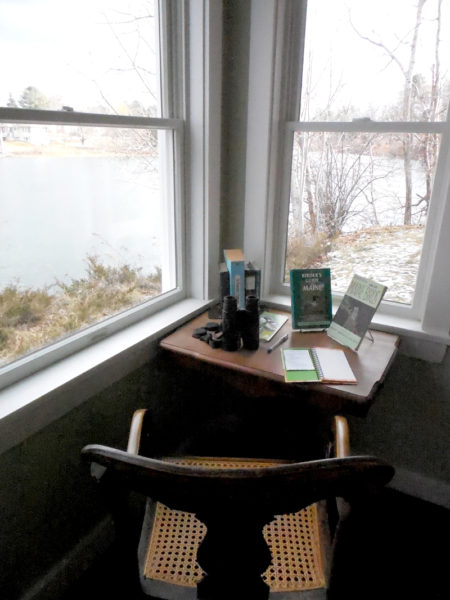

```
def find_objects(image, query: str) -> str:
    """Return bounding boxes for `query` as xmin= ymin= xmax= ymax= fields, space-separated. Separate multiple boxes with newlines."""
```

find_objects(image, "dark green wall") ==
xmin=0 ymin=363 xmax=151 ymax=599
xmin=1 ymin=340 xmax=449 ymax=599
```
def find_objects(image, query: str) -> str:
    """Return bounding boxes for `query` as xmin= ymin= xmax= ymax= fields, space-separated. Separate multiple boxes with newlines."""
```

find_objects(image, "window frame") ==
xmin=244 ymin=0 xmax=450 ymax=360
xmin=0 ymin=0 xmax=221 ymax=391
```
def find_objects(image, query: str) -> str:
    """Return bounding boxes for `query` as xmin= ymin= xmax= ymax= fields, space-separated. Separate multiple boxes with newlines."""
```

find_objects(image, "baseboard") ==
xmin=389 ymin=467 xmax=450 ymax=509
xmin=20 ymin=516 xmax=115 ymax=600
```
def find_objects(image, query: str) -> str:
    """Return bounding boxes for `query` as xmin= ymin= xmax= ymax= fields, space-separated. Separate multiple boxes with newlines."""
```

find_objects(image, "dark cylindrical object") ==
xmin=222 ymin=295 xmax=240 ymax=351
xmin=241 ymin=295 xmax=260 ymax=350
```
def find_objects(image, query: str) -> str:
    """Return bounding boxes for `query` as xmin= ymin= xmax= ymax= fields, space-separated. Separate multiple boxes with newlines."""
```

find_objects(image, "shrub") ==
xmin=285 ymin=232 xmax=330 ymax=277
xmin=0 ymin=258 xmax=162 ymax=365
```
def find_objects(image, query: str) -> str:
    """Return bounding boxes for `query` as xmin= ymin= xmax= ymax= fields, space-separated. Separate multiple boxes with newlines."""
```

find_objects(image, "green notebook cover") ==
xmin=281 ymin=347 xmax=357 ymax=384
xmin=281 ymin=348 xmax=320 ymax=382
xmin=290 ymin=268 xmax=332 ymax=330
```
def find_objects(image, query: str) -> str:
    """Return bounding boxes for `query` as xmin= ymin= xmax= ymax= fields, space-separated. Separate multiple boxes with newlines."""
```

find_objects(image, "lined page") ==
xmin=314 ymin=348 xmax=356 ymax=383
xmin=283 ymin=349 xmax=315 ymax=371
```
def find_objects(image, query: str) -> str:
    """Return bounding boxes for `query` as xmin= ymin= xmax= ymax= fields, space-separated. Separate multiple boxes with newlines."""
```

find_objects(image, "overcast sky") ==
xmin=1 ymin=0 xmax=449 ymax=119
xmin=0 ymin=0 xmax=158 ymax=111
xmin=301 ymin=0 xmax=450 ymax=119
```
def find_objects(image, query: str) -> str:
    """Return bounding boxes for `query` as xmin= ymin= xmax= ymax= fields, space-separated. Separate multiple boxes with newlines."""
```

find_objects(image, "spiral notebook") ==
xmin=281 ymin=347 xmax=357 ymax=384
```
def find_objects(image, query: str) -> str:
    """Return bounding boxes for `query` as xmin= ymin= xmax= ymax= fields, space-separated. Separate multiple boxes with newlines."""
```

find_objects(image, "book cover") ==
xmin=327 ymin=274 xmax=387 ymax=351
xmin=245 ymin=261 xmax=261 ymax=299
xmin=259 ymin=311 xmax=288 ymax=341
xmin=224 ymin=249 xmax=245 ymax=308
xmin=281 ymin=347 xmax=357 ymax=384
xmin=209 ymin=261 xmax=261 ymax=319
xmin=290 ymin=268 xmax=332 ymax=330
xmin=207 ymin=263 xmax=229 ymax=318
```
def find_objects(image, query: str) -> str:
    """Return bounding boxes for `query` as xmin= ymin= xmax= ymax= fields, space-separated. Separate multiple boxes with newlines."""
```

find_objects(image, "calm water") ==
xmin=0 ymin=156 xmax=163 ymax=290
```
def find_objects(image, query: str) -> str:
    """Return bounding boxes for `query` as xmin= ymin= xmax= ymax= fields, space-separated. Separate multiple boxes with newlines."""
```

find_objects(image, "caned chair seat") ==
xmin=82 ymin=410 xmax=394 ymax=600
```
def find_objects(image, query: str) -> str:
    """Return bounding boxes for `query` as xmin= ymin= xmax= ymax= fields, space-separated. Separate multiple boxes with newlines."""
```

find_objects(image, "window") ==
xmin=245 ymin=0 xmax=450 ymax=356
xmin=0 ymin=1 xmax=187 ymax=385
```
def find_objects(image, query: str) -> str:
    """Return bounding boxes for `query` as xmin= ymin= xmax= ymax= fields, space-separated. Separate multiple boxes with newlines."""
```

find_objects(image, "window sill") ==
xmin=0 ymin=298 xmax=211 ymax=455
xmin=265 ymin=294 xmax=449 ymax=363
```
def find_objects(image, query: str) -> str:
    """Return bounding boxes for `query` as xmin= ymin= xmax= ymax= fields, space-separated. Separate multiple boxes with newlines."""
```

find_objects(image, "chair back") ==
xmin=82 ymin=444 xmax=394 ymax=599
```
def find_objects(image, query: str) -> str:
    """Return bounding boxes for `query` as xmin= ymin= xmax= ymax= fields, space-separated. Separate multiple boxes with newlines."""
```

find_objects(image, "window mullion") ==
xmin=0 ymin=107 xmax=182 ymax=130
xmin=288 ymin=120 xmax=446 ymax=134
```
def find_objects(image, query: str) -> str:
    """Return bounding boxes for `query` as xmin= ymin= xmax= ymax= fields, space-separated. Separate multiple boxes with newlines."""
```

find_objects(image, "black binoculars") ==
xmin=222 ymin=295 xmax=260 ymax=351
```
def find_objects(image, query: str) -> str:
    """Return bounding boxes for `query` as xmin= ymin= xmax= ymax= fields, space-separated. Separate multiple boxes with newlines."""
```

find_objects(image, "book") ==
xmin=207 ymin=263 xmax=231 ymax=318
xmin=224 ymin=249 xmax=245 ymax=309
xmin=259 ymin=311 xmax=288 ymax=341
xmin=245 ymin=261 xmax=261 ymax=299
xmin=290 ymin=268 xmax=332 ymax=330
xmin=219 ymin=262 xmax=230 ymax=300
xmin=219 ymin=261 xmax=261 ymax=302
xmin=327 ymin=274 xmax=387 ymax=351
xmin=281 ymin=347 xmax=357 ymax=384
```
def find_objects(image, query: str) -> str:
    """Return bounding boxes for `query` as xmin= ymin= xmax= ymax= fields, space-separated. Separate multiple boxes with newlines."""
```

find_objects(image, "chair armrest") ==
xmin=332 ymin=416 xmax=350 ymax=458
xmin=127 ymin=409 xmax=148 ymax=454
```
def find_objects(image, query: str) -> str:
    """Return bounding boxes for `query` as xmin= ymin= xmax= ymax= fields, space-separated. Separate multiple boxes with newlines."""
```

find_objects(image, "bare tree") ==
xmin=351 ymin=0 xmax=446 ymax=225
xmin=305 ymin=131 xmax=396 ymax=237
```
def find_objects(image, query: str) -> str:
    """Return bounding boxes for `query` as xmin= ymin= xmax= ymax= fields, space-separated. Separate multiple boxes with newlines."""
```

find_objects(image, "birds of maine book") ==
xmin=290 ymin=268 xmax=332 ymax=330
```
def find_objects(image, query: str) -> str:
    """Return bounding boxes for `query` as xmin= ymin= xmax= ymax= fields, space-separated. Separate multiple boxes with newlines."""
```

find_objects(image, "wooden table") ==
xmin=160 ymin=311 xmax=399 ymax=418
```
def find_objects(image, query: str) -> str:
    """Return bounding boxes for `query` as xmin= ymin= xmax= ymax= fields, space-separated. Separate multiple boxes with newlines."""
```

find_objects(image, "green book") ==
xmin=290 ymin=268 xmax=332 ymax=330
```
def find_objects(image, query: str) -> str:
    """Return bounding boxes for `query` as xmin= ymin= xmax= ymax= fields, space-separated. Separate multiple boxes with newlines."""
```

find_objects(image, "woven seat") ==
xmin=140 ymin=458 xmax=327 ymax=597
xmin=82 ymin=410 xmax=394 ymax=600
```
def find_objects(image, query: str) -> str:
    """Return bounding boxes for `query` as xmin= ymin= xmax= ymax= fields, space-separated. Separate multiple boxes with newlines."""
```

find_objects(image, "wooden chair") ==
xmin=81 ymin=410 xmax=394 ymax=600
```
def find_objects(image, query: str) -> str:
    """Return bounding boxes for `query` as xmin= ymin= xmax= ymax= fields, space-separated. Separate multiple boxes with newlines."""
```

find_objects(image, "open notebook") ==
xmin=281 ymin=347 xmax=357 ymax=384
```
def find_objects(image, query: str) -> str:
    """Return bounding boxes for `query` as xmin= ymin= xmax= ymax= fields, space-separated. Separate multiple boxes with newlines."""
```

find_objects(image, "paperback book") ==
xmin=259 ymin=311 xmax=288 ymax=341
xmin=281 ymin=347 xmax=357 ymax=384
xmin=290 ymin=268 xmax=332 ymax=330
xmin=245 ymin=261 xmax=261 ymax=299
xmin=224 ymin=249 xmax=246 ymax=309
xmin=327 ymin=274 xmax=387 ymax=351
xmin=208 ymin=261 xmax=262 ymax=319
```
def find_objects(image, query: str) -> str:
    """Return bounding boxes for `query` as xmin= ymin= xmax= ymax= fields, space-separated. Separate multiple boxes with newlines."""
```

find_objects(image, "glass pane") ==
xmin=0 ymin=124 xmax=175 ymax=367
xmin=301 ymin=0 xmax=450 ymax=121
xmin=0 ymin=0 xmax=159 ymax=116
xmin=285 ymin=131 xmax=441 ymax=304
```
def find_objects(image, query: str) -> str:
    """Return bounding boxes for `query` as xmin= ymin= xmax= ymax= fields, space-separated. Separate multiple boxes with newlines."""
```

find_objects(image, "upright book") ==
xmin=245 ymin=261 xmax=261 ymax=299
xmin=281 ymin=347 xmax=357 ymax=384
xmin=290 ymin=268 xmax=332 ymax=330
xmin=217 ymin=261 xmax=261 ymax=307
xmin=327 ymin=274 xmax=387 ymax=351
xmin=224 ymin=249 xmax=246 ymax=309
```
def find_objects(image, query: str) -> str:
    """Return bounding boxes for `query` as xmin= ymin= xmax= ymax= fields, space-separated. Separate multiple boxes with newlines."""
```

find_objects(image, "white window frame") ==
xmin=244 ymin=0 xmax=450 ymax=361
xmin=0 ymin=0 xmax=221 ymax=391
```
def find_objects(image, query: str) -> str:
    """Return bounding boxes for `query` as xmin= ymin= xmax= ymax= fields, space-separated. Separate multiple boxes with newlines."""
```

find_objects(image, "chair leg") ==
xmin=196 ymin=510 xmax=273 ymax=600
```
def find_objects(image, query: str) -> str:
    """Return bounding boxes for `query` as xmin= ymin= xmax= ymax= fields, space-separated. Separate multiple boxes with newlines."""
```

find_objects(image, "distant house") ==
xmin=1 ymin=123 xmax=49 ymax=145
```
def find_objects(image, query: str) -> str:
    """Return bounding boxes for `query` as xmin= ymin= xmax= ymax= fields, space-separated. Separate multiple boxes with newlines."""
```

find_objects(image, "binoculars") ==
xmin=222 ymin=295 xmax=260 ymax=351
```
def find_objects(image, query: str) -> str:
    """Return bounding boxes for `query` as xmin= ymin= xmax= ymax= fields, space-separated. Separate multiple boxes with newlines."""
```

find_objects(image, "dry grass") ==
xmin=286 ymin=225 xmax=424 ymax=304
xmin=0 ymin=256 xmax=161 ymax=365
xmin=285 ymin=232 xmax=331 ymax=273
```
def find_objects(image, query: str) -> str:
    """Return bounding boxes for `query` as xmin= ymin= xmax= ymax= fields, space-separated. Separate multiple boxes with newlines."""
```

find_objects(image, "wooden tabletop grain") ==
xmin=160 ymin=311 xmax=399 ymax=411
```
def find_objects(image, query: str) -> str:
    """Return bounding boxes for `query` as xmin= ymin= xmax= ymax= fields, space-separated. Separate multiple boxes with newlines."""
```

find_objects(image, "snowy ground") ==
xmin=313 ymin=225 xmax=424 ymax=304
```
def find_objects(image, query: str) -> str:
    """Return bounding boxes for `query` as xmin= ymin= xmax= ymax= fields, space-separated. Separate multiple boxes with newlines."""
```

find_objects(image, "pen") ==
xmin=267 ymin=333 xmax=289 ymax=354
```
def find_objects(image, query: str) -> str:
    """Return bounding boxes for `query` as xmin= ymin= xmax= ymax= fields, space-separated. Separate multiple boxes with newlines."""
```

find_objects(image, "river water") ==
xmin=0 ymin=156 xmax=163 ymax=291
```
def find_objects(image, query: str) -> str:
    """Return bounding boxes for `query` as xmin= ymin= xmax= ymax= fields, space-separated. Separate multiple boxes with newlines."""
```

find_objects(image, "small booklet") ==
xmin=281 ymin=347 xmax=357 ymax=384
xmin=328 ymin=274 xmax=387 ymax=351
xmin=259 ymin=311 xmax=289 ymax=341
